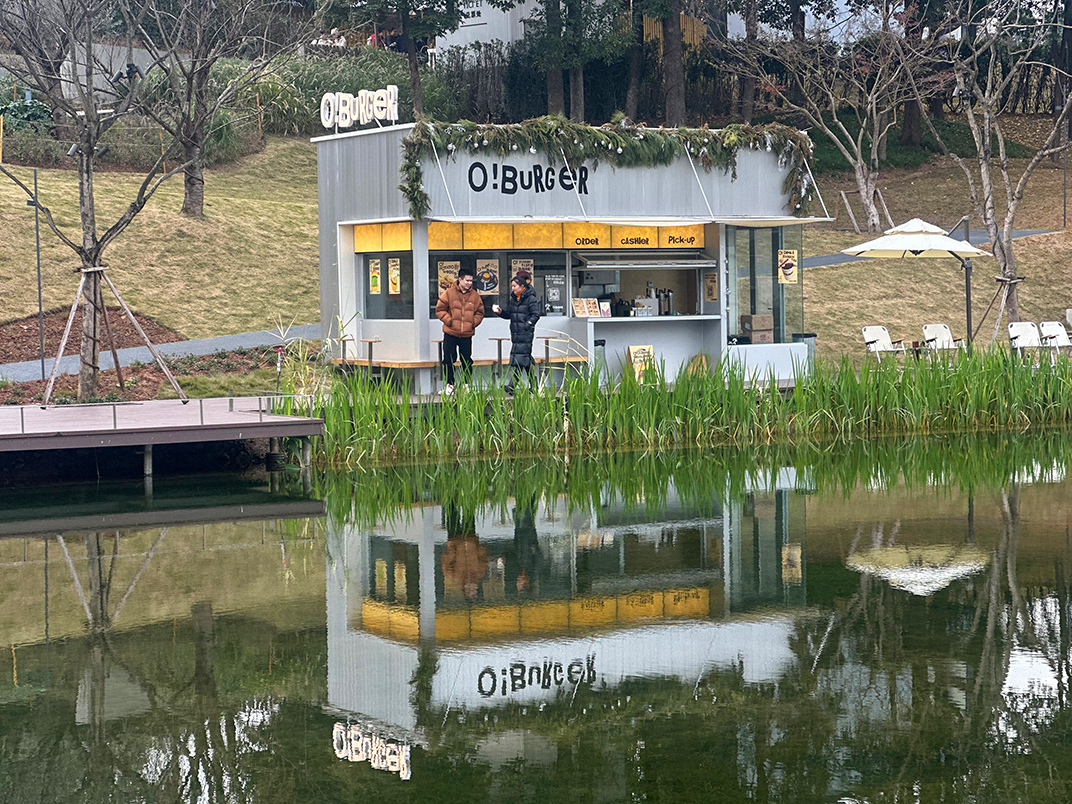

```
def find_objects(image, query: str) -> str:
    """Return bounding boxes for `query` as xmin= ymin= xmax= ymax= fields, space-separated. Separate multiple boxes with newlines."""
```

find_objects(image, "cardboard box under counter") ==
xmin=741 ymin=314 xmax=774 ymax=332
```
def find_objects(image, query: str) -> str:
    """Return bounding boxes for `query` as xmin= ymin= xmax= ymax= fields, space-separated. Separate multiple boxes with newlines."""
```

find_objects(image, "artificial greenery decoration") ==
xmin=399 ymin=115 xmax=816 ymax=220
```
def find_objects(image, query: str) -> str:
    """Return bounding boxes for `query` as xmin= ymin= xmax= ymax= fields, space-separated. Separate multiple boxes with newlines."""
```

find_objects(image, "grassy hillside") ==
xmin=0 ymin=137 xmax=319 ymax=339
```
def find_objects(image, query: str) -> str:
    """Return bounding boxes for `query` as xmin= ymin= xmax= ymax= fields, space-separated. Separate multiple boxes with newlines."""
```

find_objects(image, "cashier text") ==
xmin=468 ymin=161 xmax=589 ymax=196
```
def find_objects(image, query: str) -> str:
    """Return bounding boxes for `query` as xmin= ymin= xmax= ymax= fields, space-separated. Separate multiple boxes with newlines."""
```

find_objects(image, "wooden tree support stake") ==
xmin=42 ymin=272 xmax=87 ymax=405
xmin=101 ymin=271 xmax=188 ymax=402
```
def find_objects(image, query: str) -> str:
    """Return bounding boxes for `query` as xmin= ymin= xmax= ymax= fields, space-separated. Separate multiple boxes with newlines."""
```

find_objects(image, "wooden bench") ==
xmin=330 ymin=355 xmax=588 ymax=369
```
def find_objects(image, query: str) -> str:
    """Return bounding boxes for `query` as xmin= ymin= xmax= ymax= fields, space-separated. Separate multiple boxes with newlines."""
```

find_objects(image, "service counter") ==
xmin=574 ymin=315 xmax=724 ymax=381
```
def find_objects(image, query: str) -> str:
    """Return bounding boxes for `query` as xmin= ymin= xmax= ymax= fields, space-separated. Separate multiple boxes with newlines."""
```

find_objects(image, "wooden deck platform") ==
xmin=0 ymin=397 xmax=323 ymax=453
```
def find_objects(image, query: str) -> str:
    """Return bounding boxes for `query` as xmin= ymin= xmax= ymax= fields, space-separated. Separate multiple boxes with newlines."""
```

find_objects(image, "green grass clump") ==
xmin=281 ymin=347 xmax=1072 ymax=467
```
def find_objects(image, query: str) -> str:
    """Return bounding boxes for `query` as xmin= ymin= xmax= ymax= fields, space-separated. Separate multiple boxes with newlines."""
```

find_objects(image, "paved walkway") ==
xmin=0 ymin=324 xmax=321 ymax=383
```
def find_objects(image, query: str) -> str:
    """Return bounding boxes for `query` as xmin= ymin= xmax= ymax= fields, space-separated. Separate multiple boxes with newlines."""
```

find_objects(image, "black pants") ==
xmin=442 ymin=333 xmax=473 ymax=386
xmin=507 ymin=363 xmax=534 ymax=389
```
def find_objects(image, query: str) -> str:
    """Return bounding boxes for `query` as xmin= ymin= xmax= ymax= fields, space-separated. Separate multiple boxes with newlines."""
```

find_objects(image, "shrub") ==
xmin=0 ymin=99 xmax=53 ymax=134
xmin=0 ymin=130 xmax=67 ymax=166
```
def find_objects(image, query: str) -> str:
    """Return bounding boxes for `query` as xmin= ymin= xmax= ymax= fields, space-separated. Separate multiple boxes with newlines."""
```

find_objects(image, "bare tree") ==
xmin=739 ymin=5 xmax=925 ymax=231
xmin=903 ymin=5 xmax=1072 ymax=325
xmin=128 ymin=0 xmax=297 ymax=217
xmin=0 ymin=0 xmax=192 ymax=400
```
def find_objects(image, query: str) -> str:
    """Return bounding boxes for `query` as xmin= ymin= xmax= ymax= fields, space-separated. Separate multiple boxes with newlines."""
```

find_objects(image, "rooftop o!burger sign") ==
xmin=321 ymin=85 xmax=400 ymax=129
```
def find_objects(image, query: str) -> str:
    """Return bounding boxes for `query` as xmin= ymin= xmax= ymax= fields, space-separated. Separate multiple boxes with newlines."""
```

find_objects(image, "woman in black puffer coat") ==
xmin=493 ymin=273 xmax=541 ymax=393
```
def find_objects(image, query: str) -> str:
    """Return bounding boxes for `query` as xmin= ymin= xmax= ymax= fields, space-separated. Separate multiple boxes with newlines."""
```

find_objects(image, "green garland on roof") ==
xmin=399 ymin=115 xmax=816 ymax=221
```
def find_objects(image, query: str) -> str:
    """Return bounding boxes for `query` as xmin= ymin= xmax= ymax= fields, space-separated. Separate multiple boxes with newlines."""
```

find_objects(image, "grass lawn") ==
xmin=0 ymin=137 xmax=320 ymax=339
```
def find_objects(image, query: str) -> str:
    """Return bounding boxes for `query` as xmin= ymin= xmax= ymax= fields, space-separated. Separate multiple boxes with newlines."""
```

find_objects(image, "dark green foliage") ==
xmin=791 ymin=110 xmax=1036 ymax=175
xmin=0 ymin=99 xmax=53 ymax=134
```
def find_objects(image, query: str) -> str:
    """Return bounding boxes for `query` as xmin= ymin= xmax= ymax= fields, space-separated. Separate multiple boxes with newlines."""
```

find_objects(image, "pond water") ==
xmin=1 ymin=436 xmax=1071 ymax=803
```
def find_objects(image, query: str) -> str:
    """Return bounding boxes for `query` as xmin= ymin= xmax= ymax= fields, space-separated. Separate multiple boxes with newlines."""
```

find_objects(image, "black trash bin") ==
xmin=792 ymin=332 xmax=817 ymax=364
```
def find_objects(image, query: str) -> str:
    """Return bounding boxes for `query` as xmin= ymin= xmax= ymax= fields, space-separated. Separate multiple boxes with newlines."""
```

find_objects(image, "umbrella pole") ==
xmin=964 ymin=257 xmax=973 ymax=353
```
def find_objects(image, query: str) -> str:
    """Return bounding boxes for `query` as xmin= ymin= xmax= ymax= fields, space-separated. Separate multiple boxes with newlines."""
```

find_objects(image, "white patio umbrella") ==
xmin=843 ymin=218 xmax=989 ymax=346
xmin=847 ymin=543 xmax=989 ymax=597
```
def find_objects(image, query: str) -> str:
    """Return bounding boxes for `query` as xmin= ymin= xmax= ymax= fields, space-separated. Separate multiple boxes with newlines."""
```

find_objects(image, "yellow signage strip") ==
xmin=358 ymin=587 xmax=710 ymax=644
xmin=392 ymin=222 xmax=706 ymax=253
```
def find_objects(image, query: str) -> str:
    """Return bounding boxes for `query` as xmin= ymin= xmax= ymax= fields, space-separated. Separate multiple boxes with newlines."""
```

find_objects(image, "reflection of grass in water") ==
xmin=321 ymin=430 xmax=1072 ymax=530
xmin=287 ymin=349 xmax=1072 ymax=467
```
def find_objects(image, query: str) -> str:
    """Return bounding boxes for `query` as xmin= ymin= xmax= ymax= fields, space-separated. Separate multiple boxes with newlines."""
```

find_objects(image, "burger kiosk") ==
xmin=315 ymin=109 xmax=828 ymax=391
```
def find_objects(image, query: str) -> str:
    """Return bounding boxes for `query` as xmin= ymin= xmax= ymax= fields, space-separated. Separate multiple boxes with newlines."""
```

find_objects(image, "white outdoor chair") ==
xmin=1039 ymin=321 xmax=1072 ymax=361
xmin=1008 ymin=321 xmax=1042 ymax=359
xmin=922 ymin=323 xmax=966 ymax=354
xmin=862 ymin=325 xmax=907 ymax=360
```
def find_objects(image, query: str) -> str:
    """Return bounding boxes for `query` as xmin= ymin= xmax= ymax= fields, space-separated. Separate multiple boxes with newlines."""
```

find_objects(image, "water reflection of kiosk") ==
xmin=315 ymin=122 xmax=829 ymax=390
xmin=325 ymin=473 xmax=808 ymax=771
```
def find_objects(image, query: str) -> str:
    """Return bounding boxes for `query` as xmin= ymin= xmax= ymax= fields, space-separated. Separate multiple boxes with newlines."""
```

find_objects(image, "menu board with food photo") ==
xmin=777 ymin=249 xmax=799 ymax=284
xmin=584 ymin=298 xmax=601 ymax=317
xmin=388 ymin=258 xmax=401 ymax=295
xmin=475 ymin=258 xmax=499 ymax=296
xmin=368 ymin=259 xmax=381 ymax=295
xmin=437 ymin=260 xmax=460 ymax=293
xmin=511 ymin=258 xmax=534 ymax=274
xmin=572 ymin=299 xmax=589 ymax=317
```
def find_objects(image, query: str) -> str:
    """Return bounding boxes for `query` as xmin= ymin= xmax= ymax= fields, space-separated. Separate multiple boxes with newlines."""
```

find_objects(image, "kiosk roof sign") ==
xmin=321 ymin=86 xmax=400 ymax=130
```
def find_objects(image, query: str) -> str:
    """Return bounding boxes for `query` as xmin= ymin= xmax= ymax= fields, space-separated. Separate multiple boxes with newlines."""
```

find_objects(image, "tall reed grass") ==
xmin=282 ymin=349 xmax=1072 ymax=467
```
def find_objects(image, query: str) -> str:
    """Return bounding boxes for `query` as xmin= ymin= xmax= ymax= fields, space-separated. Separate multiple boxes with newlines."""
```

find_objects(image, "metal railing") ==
xmin=3 ymin=393 xmax=322 ymax=435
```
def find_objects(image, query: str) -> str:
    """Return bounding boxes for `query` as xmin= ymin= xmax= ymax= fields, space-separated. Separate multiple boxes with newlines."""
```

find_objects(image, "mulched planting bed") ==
xmin=0 ymin=347 xmax=278 ymax=406
xmin=0 ymin=307 xmax=279 ymax=405
xmin=0 ymin=307 xmax=184 ymax=365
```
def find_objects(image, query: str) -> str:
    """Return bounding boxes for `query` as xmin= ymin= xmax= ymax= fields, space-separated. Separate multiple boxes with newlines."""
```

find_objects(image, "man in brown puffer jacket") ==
xmin=435 ymin=266 xmax=485 ymax=394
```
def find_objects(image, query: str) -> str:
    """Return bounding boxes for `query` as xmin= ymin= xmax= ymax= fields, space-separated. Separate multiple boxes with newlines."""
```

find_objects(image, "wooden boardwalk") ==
xmin=0 ymin=397 xmax=323 ymax=453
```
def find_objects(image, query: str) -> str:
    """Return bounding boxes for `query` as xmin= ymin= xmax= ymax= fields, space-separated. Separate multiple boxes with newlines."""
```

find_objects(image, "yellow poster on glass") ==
xmin=704 ymin=272 xmax=719 ymax=302
xmin=777 ymin=249 xmax=799 ymax=284
xmin=368 ymin=258 xmax=381 ymax=295
xmin=388 ymin=257 xmax=401 ymax=295
xmin=627 ymin=344 xmax=655 ymax=381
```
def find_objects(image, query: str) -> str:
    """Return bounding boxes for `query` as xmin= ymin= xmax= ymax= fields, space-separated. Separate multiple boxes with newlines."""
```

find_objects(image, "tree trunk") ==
xmin=854 ymin=165 xmax=882 ymax=232
xmin=624 ymin=1 xmax=644 ymax=121
xmin=181 ymin=138 xmax=205 ymax=217
xmin=402 ymin=16 xmax=423 ymax=117
xmin=79 ymin=269 xmax=103 ymax=401
xmin=663 ymin=0 xmax=685 ymax=125
xmin=738 ymin=0 xmax=758 ymax=123
xmin=75 ymin=133 xmax=103 ymax=402
xmin=900 ymin=100 xmax=922 ymax=146
xmin=569 ymin=65 xmax=584 ymax=121
xmin=625 ymin=45 xmax=642 ymax=121
xmin=547 ymin=70 xmax=565 ymax=116
xmin=790 ymin=0 xmax=805 ymax=108
xmin=545 ymin=0 xmax=565 ymax=115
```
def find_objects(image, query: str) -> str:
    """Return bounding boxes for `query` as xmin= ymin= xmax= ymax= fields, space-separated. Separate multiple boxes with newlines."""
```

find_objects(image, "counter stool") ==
xmin=490 ymin=337 xmax=510 ymax=380
xmin=537 ymin=335 xmax=565 ymax=387
xmin=340 ymin=336 xmax=355 ymax=362
xmin=359 ymin=338 xmax=380 ymax=379
xmin=431 ymin=339 xmax=443 ymax=393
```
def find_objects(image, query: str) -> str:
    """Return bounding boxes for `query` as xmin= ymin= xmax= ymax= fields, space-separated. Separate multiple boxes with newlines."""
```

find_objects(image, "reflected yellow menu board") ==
xmin=369 ymin=259 xmax=381 ymax=295
xmin=388 ymin=258 xmax=401 ymax=295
